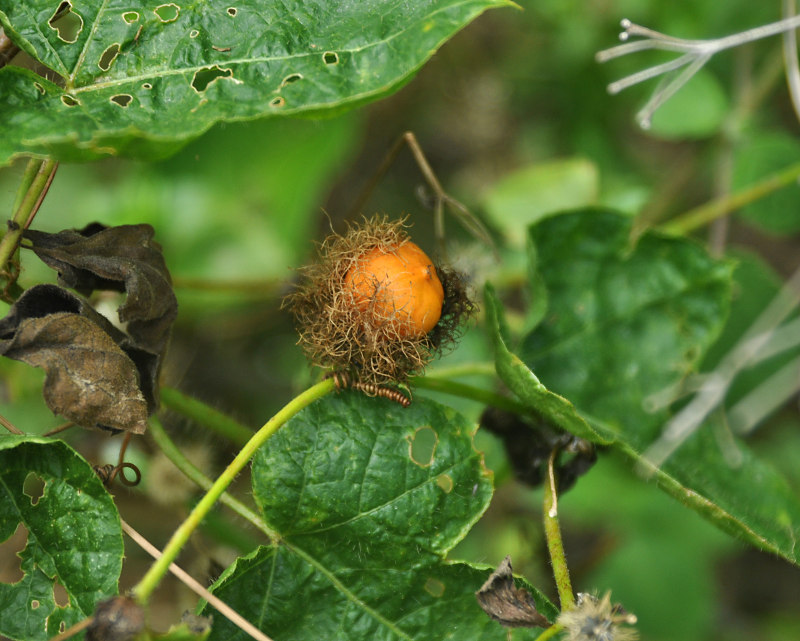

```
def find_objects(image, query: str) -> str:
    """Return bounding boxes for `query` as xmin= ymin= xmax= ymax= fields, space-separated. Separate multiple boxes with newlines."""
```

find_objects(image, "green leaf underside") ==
xmin=499 ymin=208 xmax=800 ymax=564
xmin=203 ymin=394 xmax=556 ymax=640
xmin=0 ymin=436 xmax=122 ymax=641
xmin=0 ymin=0 xmax=511 ymax=164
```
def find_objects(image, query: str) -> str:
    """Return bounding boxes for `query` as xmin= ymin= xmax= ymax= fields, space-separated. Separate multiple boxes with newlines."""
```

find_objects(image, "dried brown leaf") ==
xmin=0 ymin=285 xmax=149 ymax=433
xmin=25 ymin=223 xmax=177 ymax=353
xmin=476 ymin=556 xmax=550 ymax=628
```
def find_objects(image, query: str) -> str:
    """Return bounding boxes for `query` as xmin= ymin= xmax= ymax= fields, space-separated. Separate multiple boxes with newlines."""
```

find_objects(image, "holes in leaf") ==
xmin=226 ymin=7 xmax=237 ymax=16
xmin=48 ymin=1 xmax=84 ymax=43
xmin=190 ymin=29 xmax=199 ymax=38
xmin=154 ymin=3 xmax=180 ymax=23
xmin=60 ymin=94 xmax=80 ymax=107
xmin=31 ymin=600 xmax=40 ymax=610
xmin=281 ymin=73 xmax=302 ymax=88
xmin=436 ymin=473 xmax=454 ymax=493
xmin=424 ymin=577 xmax=446 ymax=597
xmin=0 ymin=523 xmax=27 ymax=582
xmin=270 ymin=96 xmax=285 ymax=108
xmin=122 ymin=11 xmax=139 ymax=24
xmin=408 ymin=425 xmax=437 ymax=467
xmin=53 ymin=578 xmax=70 ymax=607
xmin=23 ymin=472 xmax=45 ymax=505
xmin=142 ymin=82 xmax=153 ymax=90
xmin=98 ymin=43 xmax=120 ymax=71
xmin=322 ymin=51 xmax=339 ymax=65
xmin=33 ymin=82 xmax=46 ymax=95
xmin=110 ymin=94 xmax=133 ymax=107
xmin=191 ymin=65 xmax=232 ymax=92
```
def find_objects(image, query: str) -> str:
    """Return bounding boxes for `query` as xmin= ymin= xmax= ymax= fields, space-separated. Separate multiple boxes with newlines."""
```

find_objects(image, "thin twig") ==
xmin=120 ymin=518 xmax=275 ymax=641
xmin=348 ymin=132 xmax=495 ymax=257
xmin=42 ymin=421 xmax=75 ymax=437
xmin=45 ymin=617 xmax=93 ymax=641
xmin=0 ymin=412 xmax=24 ymax=435
xmin=783 ymin=0 xmax=800 ymax=122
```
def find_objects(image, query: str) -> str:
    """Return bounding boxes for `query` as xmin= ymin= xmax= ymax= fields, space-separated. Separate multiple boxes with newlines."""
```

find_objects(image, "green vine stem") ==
xmin=409 ymin=375 xmax=528 ymax=414
xmin=132 ymin=378 xmax=334 ymax=604
xmin=534 ymin=623 xmax=565 ymax=641
xmin=660 ymin=161 xmax=800 ymax=235
xmin=1 ymin=158 xmax=58 ymax=299
xmin=543 ymin=449 xmax=575 ymax=611
xmin=147 ymin=415 xmax=276 ymax=540
xmin=159 ymin=386 xmax=255 ymax=446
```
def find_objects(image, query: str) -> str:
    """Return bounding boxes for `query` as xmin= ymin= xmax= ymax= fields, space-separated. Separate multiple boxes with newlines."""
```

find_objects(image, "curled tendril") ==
xmin=93 ymin=462 xmax=142 ymax=487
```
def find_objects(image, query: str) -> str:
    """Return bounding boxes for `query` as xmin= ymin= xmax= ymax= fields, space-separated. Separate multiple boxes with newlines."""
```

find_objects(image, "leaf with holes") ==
xmin=0 ymin=0 xmax=513 ymax=165
xmin=0 ymin=436 xmax=122 ymax=641
xmin=200 ymin=393 xmax=558 ymax=640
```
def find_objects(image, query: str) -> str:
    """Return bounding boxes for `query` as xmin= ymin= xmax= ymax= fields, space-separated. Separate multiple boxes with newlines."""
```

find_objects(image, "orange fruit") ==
xmin=343 ymin=241 xmax=444 ymax=338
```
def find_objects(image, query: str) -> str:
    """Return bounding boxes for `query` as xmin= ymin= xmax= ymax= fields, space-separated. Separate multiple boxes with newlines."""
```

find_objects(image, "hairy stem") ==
xmin=543 ymin=449 xmax=574 ymax=610
xmin=160 ymin=386 xmax=255 ymax=446
xmin=148 ymin=415 xmax=276 ymax=539
xmin=132 ymin=378 xmax=334 ymax=604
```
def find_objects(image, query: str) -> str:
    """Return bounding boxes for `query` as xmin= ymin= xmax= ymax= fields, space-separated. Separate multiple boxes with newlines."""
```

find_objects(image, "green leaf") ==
xmin=507 ymin=208 xmax=800 ymax=564
xmin=0 ymin=0 xmax=512 ymax=165
xmin=481 ymin=158 xmax=599 ymax=247
xmin=0 ymin=435 xmax=122 ymax=641
xmin=483 ymin=283 xmax=610 ymax=445
xmin=202 ymin=393 xmax=557 ymax=640
xmin=732 ymin=131 xmax=800 ymax=235
xmin=518 ymin=209 xmax=733 ymax=439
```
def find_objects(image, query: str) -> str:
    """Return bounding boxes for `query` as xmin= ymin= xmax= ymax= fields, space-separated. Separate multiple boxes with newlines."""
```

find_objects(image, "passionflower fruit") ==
xmin=284 ymin=216 xmax=474 ymax=385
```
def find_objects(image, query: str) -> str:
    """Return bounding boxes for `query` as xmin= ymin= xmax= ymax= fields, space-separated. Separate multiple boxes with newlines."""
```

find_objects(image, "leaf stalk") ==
xmin=543 ymin=449 xmax=574 ymax=611
xmin=159 ymin=386 xmax=255 ymax=446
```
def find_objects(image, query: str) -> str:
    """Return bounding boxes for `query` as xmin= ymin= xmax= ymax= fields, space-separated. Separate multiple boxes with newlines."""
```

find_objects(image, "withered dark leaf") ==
xmin=476 ymin=556 xmax=550 ymax=628
xmin=87 ymin=596 xmax=145 ymax=641
xmin=25 ymin=223 xmax=177 ymax=354
xmin=480 ymin=407 xmax=597 ymax=493
xmin=0 ymin=285 xmax=149 ymax=433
